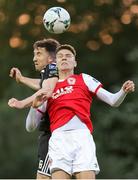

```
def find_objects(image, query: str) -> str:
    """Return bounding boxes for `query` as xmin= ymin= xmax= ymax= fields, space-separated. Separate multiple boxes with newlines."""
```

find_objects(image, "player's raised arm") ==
xmin=96 ymin=80 xmax=135 ymax=107
xmin=41 ymin=77 xmax=58 ymax=98
xmin=9 ymin=67 xmax=41 ymax=90
xmin=8 ymin=88 xmax=47 ymax=109
xmin=8 ymin=62 xmax=59 ymax=109
xmin=82 ymin=74 xmax=135 ymax=107
xmin=8 ymin=77 xmax=58 ymax=109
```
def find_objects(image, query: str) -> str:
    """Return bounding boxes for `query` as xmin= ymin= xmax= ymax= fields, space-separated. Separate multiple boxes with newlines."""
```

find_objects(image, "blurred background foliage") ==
xmin=0 ymin=0 xmax=138 ymax=178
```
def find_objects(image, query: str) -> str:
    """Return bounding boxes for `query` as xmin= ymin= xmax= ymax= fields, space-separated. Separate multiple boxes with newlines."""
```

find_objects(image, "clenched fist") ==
xmin=122 ymin=80 xmax=135 ymax=93
xmin=9 ymin=67 xmax=23 ymax=83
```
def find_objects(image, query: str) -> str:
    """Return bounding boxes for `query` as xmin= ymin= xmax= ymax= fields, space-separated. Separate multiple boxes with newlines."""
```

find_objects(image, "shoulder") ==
xmin=81 ymin=73 xmax=93 ymax=80
xmin=81 ymin=73 xmax=100 ymax=83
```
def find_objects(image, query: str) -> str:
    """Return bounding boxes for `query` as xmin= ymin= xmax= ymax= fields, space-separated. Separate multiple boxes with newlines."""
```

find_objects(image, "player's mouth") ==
xmin=34 ymin=63 xmax=39 ymax=66
xmin=61 ymin=61 xmax=68 ymax=65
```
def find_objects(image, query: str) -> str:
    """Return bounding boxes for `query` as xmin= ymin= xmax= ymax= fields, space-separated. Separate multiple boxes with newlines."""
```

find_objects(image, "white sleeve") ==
xmin=97 ymin=87 xmax=127 ymax=107
xmin=25 ymin=102 xmax=47 ymax=132
xmin=82 ymin=73 xmax=102 ymax=94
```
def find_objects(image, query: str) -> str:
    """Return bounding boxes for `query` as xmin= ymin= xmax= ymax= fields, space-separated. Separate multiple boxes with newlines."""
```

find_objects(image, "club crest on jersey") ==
xmin=67 ymin=77 xmax=76 ymax=85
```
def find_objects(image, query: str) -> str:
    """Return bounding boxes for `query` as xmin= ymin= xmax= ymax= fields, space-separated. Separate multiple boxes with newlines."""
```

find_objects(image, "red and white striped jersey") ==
xmin=47 ymin=73 xmax=102 ymax=133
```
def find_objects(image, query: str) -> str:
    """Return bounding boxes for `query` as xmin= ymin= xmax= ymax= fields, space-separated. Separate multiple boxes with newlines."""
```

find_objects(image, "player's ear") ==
xmin=48 ymin=56 xmax=53 ymax=63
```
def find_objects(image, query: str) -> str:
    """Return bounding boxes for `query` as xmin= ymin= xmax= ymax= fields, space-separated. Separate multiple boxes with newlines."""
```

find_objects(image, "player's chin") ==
xmin=60 ymin=65 xmax=70 ymax=70
xmin=35 ymin=66 xmax=41 ymax=71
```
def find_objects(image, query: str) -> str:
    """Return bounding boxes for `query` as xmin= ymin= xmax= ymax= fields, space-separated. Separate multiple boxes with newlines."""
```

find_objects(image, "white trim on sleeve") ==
xmin=82 ymin=73 xmax=102 ymax=94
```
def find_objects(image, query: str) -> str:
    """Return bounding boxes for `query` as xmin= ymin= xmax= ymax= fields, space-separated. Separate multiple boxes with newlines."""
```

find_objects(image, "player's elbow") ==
xmin=110 ymin=101 xmax=121 ymax=107
xmin=25 ymin=123 xmax=36 ymax=132
xmin=108 ymin=95 xmax=122 ymax=107
xmin=26 ymin=126 xmax=34 ymax=132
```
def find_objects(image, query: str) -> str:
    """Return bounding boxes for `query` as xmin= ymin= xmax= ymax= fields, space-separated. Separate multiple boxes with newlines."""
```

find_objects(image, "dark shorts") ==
xmin=37 ymin=131 xmax=51 ymax=176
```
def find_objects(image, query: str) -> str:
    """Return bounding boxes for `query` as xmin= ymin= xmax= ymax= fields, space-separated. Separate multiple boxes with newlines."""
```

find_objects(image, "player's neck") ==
xmin=59 ymin=70 xmax=74 ymax=80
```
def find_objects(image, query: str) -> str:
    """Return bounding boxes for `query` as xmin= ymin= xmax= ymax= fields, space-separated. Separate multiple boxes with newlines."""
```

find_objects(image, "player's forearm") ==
xmin=20 ymin=92 xmax=40 ymax=108
xmin=109 ymin=89 xmax=127 ymax=107
xmin=26 ymin=102 xmax=46 ymax=132
xmin=26 ymin=107 xmax=42 ymax=132
xmin=42 ymin=77 xmax=58 ymax=98
xmin=97 ymin=88 xmax=127 ymax=107
xmin=19 ymin=76 xmax=41 ymax=90
xmin=23 ymin=77 xmax=58 ymax=108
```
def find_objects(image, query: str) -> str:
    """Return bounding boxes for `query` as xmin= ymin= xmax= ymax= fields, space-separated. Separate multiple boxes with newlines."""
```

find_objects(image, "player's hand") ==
xmin=9 ymin=67 xmax=23 ymax=83
xmin=8 ymin=98 xmax=25 ymax=109
xmin=32 ymin=89 xmax=49 ymax=108
xmin=122 ymin=80 xmax=135 ymax=93
xmin=32 ymin=94 xmax=44 ymax=108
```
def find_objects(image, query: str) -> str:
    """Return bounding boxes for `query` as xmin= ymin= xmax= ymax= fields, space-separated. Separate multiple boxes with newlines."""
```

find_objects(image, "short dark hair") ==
xmin=33 ymin=38 xmax=60 ymax=61
xmin=56 ymin=44 xmax=76 ymax=57
xmin=33 ymin=38 xmax=60 ymax=52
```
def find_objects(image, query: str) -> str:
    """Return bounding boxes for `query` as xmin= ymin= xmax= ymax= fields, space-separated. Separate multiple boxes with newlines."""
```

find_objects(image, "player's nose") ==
xmin=61 ymin=57 xmax=67 ymax=61
xmin=33 ymin=57 xmax=37 ymax=62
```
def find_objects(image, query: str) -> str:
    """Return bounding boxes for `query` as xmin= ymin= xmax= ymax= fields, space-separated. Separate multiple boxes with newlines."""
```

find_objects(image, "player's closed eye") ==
xmin=57 ymin=54 xmax=73 ymax=59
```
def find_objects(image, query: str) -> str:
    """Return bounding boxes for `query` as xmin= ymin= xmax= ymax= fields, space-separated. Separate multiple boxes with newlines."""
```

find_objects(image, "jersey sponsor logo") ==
xmin=67 ymin=77 xmax=76 ymax=85
xmin=49 ymin=64 xmax=56 ymax=69
xmin=52 ymin=86 xmax=73 ymax=99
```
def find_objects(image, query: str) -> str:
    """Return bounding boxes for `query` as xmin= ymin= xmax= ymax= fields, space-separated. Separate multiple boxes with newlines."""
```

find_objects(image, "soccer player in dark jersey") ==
xmin=8 ymin=38 xmax=60 ymax=179
xmin=27 ymin=44 xmax=135 ymax=179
